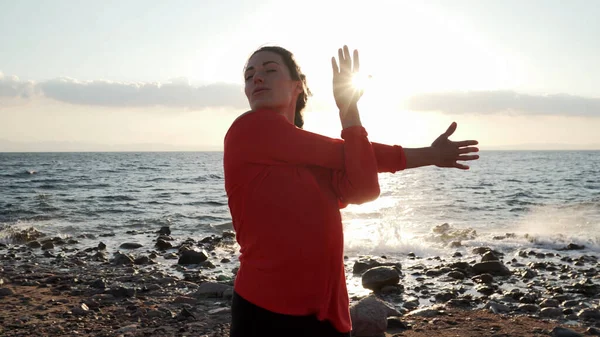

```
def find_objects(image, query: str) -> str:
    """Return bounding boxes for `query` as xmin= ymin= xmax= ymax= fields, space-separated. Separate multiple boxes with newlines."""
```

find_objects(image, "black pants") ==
xmin=230 ymin=291 xmax=351 ymax=337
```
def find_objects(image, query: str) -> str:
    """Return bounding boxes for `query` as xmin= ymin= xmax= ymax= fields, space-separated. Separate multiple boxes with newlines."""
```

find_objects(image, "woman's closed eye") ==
xmin=245 ymin=69 xmax=276 ymax=81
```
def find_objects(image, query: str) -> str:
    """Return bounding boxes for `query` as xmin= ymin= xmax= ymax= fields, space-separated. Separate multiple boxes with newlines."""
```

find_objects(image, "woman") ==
xmin=224 ymin=45 xmax=479 ymax=337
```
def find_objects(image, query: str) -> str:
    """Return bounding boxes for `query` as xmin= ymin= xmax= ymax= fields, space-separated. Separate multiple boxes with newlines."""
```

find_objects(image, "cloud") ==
xmin=0 ymin=71 xmax=247 ymax=110
xmin=406 ymin=91 xmax=600 ymax=117
xmin=0 ymin=72 xmax=37 ymax=99
xmin=38 ymin=77 xmax=247 ymax=110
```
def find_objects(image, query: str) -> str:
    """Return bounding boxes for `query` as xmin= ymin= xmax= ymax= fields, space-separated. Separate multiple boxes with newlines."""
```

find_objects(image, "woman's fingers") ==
xmin=331 ymin=57 xmax=339 ymax=75
xmin=453 ymin=162 xmax=470 ymax=170
xmin=456 ymin=154 xmax=480 ymax=161
xmin=458 ymin=147 xmax=479 ymax=154
xmin=336 ymin=45 xmax=358 ymax=73
xmin=338 ymin=48 xmax=345 ymax=66
xmin=455 ymin=140 xmax=479 ymax=147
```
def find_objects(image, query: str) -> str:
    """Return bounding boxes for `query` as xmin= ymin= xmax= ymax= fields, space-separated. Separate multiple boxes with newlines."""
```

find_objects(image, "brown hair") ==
xmin=248 ymin=46 xmax=312 ymax=129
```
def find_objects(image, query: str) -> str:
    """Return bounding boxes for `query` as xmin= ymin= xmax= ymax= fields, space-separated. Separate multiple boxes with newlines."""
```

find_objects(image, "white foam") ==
xmin=343 ymin=219 xmax=446 ymax=257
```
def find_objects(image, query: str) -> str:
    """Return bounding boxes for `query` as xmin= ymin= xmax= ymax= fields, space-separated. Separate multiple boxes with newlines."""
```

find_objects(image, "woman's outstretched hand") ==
xmin=431 ymin=122 xmax=480 ymax=170
xmin=332 ymin=45 xmax=363 ymax=128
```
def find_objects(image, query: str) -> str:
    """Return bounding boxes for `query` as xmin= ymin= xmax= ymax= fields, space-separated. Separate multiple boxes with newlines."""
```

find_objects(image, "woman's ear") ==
xmin=294 ymin=81 xmax=303 ymax=96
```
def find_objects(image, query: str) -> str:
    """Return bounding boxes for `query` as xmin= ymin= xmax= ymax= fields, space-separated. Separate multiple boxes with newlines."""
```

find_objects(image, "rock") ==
xmin=178 ymin=249 xmax=208 ymax=265
xmin=562 ymin=300 xmax=579 ymax=307
xmin=134 ymin=255 xmax=150 ymax=265
xmin=0 ymin=287 xmax=15 ymax=297
xmin=380 ymin=285 xmax=403 ymax=294
xmin=476 ymin=285 xmax=496 ymax=296
xmin=222 ymin=231 xmax=236 ymax=239
xmin=208 ymin=307 xmax=231 ymax=315
xmin=447 ymin=271 xmax=465 ymax=279
xmin=560 ymin=243 xmax=585 ymax=251
xmin=481 ymin=251 xmax=499 ymax=262
xmin=98 ymin=242 xmax=106 ymax=250
xmin=518 ymin=304 xmax=540 ymax=313
xmin=119 ymin=242 xmax=143 ymax=249
xmin=177 ymin=307 xmax=195 ymax=320
xmin=540 ymin=307 xmax=563 ymax=319
xmin=406 ymin=307 xmax=440 ymax=318
xmin=116 ymin=324 xmax=138 ymax=334
xmin=449 ymin=262 xmax=470 ymax=271
xmin=27 ymin=241 xmax=41 ymax=248
xmin=112 ymin=252 xmax=134 ymax=265
xmin=449 ymin=241 xmax=462 ymax=248
xmin=577 ymin=308 xmax=600 ymax=320
xmin=484 ymin=301 xmax=510 ymax=314
xmin=201 ymin=260 xmax=216 ymax=269
xmin=223 ymin=287 xmax=234 ymax=300
xmin=472 ymin=261 xmax=511 ymax=276
xmin=540 ymin=299 xmax=560 ymax=308
xmin=72 ymin=303 xmax=89 ymax=316
xmin=472 ymin=273 xmax=494 ymax=284
xmin=109 ymin=286 xmax=136 ymax=298
xmin=90 ymin=278 xmax=107 ymax=289
xmin=434 ymin=291 xmax=456 ymax=303
xmin=361 ymin=266 xmax=400 ymax=291
xmin=194 ymin=282 xmax=233 ymax=298
xmin=586 ymin=327 xmax=600 ymax=336
xmin=432 ymin=223 xmax=450 ymax=233
xmin=41 ymin=242 xmax=54 ymax=250
xmin=352 ymin=258 xmax=401 ymax=275
xmin=157 ymin=226 xmax=171 ymax=235
xmin=472 ymin=247 xmax=492 ymax=255
xmin=173 ymin=296 xmax=198 ymax=305
xmin=521 ymin=269 xmax=538 ymax=279
xmin=425 ymin=269 xmax=444 ymax=277
xmin=446 ymin=298 xmax=473 ymax=308
xmin=387 ymin=317 xmax=409 ymax=330
xmin=550 ymin=327 xmax=584 ymax=337
xmin=350 ymin=296 xmax=401 ymax=336
xmin=43 ymin=250 xmax=55 ymax=258
xmin=155 ymin=239 xmax=172 ymax=250
xmin=164 ymin=252 xmax=178 ymax=260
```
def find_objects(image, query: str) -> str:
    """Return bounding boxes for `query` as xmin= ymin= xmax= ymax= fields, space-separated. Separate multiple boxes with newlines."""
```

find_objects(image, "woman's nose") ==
xmin=253 ymin=72 xmax=264 ymax=84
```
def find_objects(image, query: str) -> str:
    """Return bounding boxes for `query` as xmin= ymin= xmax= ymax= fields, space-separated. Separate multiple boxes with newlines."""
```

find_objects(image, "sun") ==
xmin=351 ymin=73 xmax=372 ymax=92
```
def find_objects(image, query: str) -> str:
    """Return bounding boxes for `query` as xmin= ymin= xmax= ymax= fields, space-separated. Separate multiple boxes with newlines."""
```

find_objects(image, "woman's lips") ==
xmin=253 ymin=88 xmax=269 ymax=96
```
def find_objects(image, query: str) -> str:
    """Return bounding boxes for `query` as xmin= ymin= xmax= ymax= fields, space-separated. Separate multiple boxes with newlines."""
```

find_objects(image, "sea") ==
xmin=1 ymin=151 xmax=599 ymax=279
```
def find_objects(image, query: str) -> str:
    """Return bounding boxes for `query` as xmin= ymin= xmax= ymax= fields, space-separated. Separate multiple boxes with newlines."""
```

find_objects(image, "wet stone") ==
xmin=578 ymin=308 xmax=600 ymax=321
xmin=0 ymin=287 xmax=15 ymax=297
xmin=178 ymin=249 xmax=209 ymax=265
xmin=119 ymin=242 xmax=143 ymax=249
xmin=155 ymin=239 xmax=172 ymax=250
xmin=540 ymin=299 xmax=560 ymax=308
xmin=362 ymin=266 xmax=400 ymax=291
xmin=157 ymin=226 xmax=171 ymax=235
xmin=550 ymin=327 xmax=584 ymax=337
xmin=540 ymin=307 xmax=563 ymax=319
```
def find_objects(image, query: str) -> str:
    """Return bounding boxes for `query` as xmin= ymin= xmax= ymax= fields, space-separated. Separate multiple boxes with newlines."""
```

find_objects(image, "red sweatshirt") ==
xmin=223 ymin=108 xmax=407 ymax=333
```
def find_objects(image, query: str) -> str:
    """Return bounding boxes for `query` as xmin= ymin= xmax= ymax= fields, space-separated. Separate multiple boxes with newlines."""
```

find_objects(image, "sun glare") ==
xmin=351 ymin=73 xmax=371 ymax=92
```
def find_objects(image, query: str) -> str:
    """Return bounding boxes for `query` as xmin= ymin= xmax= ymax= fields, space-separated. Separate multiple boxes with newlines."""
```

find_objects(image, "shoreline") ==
xmin=1 ymin=227 xmax=599 ymax=336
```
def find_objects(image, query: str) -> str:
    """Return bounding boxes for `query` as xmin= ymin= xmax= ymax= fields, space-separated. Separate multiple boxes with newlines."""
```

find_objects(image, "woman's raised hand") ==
xmin=332 ymin=45 xmax=364 ymax=128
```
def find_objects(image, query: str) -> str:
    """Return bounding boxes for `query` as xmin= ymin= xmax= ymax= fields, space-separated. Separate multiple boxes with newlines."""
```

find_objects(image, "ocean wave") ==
xmin=186 ymin=200 xmax=227 ymax=207
xmin=98 ymin=195 xmax=137 ymax=202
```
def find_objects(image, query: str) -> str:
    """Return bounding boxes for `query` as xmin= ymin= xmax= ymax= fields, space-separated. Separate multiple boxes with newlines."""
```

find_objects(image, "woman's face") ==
xmin=244 ymin=51 xmax=300 ymax=112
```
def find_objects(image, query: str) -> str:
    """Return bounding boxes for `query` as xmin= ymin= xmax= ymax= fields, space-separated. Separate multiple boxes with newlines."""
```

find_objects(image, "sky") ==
xmin=1 ymin=0 xmax=600 ymax=151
